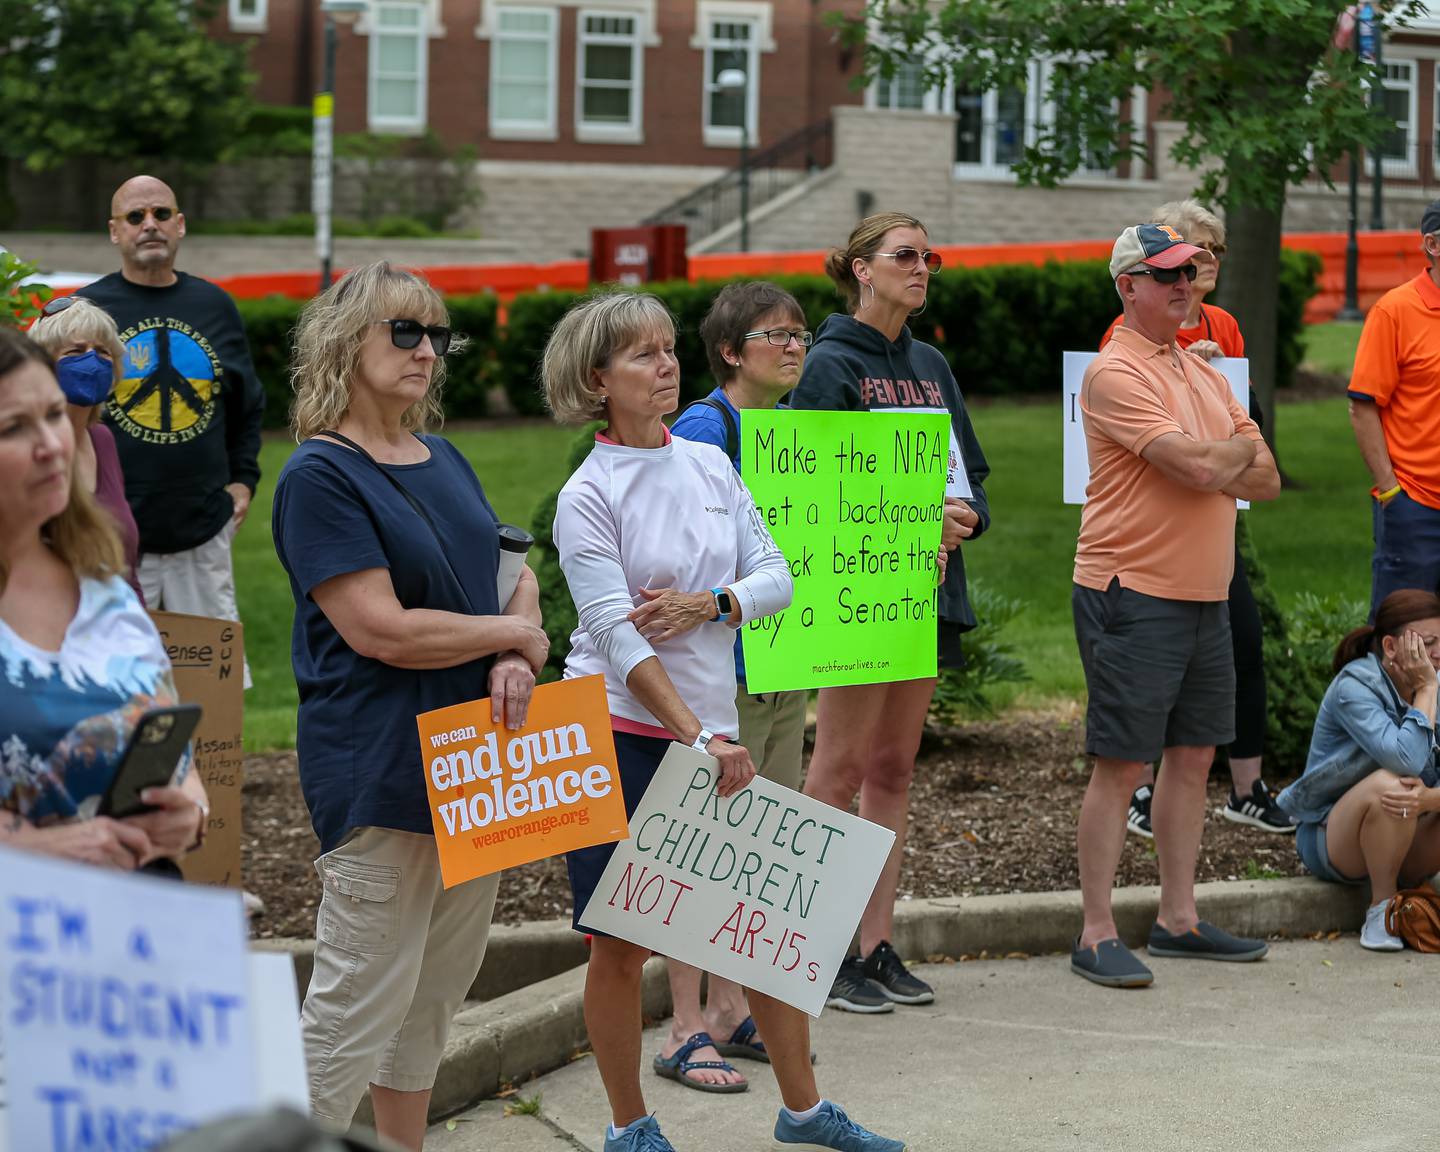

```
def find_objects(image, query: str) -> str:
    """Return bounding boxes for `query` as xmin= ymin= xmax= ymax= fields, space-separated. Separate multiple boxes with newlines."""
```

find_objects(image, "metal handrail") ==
xmin=643 ymin=117 xmax=833 ymax=239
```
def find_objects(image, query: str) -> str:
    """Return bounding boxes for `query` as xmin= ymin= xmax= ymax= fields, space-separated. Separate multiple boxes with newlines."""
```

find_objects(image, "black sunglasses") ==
xmin=383 ymin=318 xmax=452 ymax=356
xmin=1126 ymin=264 xmax=1199 ymax=285
xmin=114 ymin=206 xmax=176 ymax=227
xmin=40 ymin=295 xmax=82 ymax=318
xmin=873 ymin=247 xmax=943 ymax=274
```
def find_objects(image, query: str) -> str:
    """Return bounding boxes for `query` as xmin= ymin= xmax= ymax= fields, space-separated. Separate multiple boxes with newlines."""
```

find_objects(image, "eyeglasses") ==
xmin=742 ymin=327 xmax=813 ymax=348
xmin=872 ymin=248 xmax=943 ymax=274
xmin=1194 ymin=241 xmax=1227 ymax=259
xmin=383 ymin=318 xmax=452 ymax=356
xmin=40 ymin=295 xmax=81 ymax=318
xmin=113 ymin=206 xmax=176 ymax=227
xmin=1125 ymin=264 xmax=1199 ymax=285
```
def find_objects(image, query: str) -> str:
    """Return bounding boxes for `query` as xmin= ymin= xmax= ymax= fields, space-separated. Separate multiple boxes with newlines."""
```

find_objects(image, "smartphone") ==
xmin=97 ymin=704 xmax=203 ymax=820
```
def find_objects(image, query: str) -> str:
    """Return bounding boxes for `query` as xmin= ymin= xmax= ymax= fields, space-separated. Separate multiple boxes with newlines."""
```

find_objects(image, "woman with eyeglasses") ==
xmin=271 ymin=262 xmax=548 ymax=1152
xmin=1098 ymin=201 xmax=1291 ymax=843
xmin=790 ymin=212 xmax=991 ymax=1014
xmin=28 ymin=295 xmax=143 ymax=600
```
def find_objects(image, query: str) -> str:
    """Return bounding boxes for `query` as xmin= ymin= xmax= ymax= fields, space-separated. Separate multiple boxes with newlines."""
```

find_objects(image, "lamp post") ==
xmin=314 ymin=0 xmax=367 ymax=292
xmin=714 ymin=67 xmax=749 ymax=252
xmin=1363 ymin=2 xmax=1385 ymax=232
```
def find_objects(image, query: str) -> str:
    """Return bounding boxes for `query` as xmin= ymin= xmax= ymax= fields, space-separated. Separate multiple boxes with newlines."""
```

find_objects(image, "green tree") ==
xmin=0 ymin=0 xmax=253 ymax=221
xmin=839 ymin=0 xmax=1422 ymax=452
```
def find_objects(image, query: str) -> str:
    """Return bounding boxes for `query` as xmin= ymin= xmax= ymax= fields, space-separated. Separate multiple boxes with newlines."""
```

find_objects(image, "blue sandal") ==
xmin=652 ymin=1031 xmax=748 ymax=1093
xmin=715 ymin=1016 xmax=817 ymax=1065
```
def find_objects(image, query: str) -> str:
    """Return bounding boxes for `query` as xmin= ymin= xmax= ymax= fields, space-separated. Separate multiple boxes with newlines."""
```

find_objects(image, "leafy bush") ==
xmin=1276 ymin=249 xmax=1324 ymax=389
xmin=1236 ymin=517 xmax=1362 ymax=779
xmin=0 ymin=251 xmax=48 ymax=326
xmin=528 ymin=425 xmax=603 ymax=681
xmin=927 ymin=582 xmax=1031 ymax=722
xmin=236 ymin=291 xmax=499 ymax=429
xmin=494 ymin=250 xmax=1318 ymax=412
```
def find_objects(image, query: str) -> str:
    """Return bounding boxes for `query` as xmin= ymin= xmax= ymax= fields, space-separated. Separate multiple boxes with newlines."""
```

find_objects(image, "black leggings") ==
xmin=1228 ymin=545 xmax=1266 ymax=760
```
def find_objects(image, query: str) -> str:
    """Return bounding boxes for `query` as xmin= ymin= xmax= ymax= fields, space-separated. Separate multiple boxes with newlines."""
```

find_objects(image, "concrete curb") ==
xmin=889 ymin=877 xmax=1372 ymax=959
xmin=274 ymin=877 xmax=1369 ymax=1127
xmin=253 ymin=917 xmax=590 ymax=1004
xmin=360 ymin=875 xmax=1359 ymax=1123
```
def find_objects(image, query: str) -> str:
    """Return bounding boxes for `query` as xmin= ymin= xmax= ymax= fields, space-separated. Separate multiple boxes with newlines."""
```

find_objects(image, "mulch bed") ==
xmin=243 ymin=707 xmax=1305 ymax=940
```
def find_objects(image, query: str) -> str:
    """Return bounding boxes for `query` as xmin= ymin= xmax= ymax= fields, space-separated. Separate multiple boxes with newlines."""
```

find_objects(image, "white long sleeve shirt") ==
xmin=554 ymin=432 xmax=793 ymax=736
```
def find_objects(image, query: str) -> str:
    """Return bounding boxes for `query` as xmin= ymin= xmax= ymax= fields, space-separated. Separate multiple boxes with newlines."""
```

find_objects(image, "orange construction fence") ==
xmin=46 ymin=231 xmax=1416 ymax=325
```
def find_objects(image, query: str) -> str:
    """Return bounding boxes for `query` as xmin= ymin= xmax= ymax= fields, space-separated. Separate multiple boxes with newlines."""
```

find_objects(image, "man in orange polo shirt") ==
xmin=1349 ymin=199 xmax=1440 ymax=618
xmin=1070 ymin=224 xmax=1281 ymax=989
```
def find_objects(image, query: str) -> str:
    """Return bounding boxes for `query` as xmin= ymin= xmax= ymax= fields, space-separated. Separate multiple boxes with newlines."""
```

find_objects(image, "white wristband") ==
xmin=690 ymin=728 xmax=714 ymax=753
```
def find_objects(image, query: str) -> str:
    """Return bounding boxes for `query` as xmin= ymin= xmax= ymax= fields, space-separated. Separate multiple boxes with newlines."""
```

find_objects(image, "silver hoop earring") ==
xmin=860 ymin=281 xmax=876 ymax=310
xmin=909 ymin=297 xmax=928 ymax=318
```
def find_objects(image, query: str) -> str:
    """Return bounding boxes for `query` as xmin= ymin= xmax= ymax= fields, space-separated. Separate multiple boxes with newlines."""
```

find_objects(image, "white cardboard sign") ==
xmin=0 ymin=848 xmax=256 ymax=1151
xmin=1063 ymin=352 xmax=1250 ymax=508
xmin=579 ymin=744 xmax=895 ymax=1017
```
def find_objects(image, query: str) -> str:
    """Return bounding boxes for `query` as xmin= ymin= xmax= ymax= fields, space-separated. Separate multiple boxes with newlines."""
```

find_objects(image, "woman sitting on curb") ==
xmin=1278 ymin=589 xmax=1440 ymax=950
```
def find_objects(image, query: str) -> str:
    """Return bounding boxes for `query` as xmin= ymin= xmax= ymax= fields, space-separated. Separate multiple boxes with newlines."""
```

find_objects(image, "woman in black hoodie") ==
xmin=791 ymin=211 xmax=990 ymax=1013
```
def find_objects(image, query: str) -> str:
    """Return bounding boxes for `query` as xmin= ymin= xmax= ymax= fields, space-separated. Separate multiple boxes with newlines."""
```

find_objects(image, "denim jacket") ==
xmin=1277 ymin=653 xmax=1439 ymax=825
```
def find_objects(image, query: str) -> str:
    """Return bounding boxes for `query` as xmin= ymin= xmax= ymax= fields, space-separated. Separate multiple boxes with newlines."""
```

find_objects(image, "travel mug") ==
xmin=497 ymin=524 xmax=534 ymax=608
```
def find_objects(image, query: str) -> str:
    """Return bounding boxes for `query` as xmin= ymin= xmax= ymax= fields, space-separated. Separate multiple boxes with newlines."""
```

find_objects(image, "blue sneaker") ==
xmin=773 ymin=1101 xmax=906 ymax=1151
xmin=604 ymin=1114 xmax=676 ymax=1152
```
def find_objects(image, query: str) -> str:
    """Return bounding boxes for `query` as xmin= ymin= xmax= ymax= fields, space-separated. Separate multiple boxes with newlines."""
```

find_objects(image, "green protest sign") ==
xmin=740 ymin=410 xmax=948 ymax=691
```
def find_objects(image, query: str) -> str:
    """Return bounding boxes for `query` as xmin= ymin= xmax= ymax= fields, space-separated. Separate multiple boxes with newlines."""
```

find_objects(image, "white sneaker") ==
xmin=1360 ymin=900 xmax=1404 ymax=951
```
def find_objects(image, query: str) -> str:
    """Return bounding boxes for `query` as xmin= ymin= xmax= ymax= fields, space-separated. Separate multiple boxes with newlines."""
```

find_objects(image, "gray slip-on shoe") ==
xmin=1147 ymin=920 xmax=1269 ymax=962
xmin=1071 ymin=937 xmax=1154 ymax=988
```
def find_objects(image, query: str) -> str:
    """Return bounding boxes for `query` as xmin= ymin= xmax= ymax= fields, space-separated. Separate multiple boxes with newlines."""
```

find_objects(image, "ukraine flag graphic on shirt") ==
xmin=110 ymin=322 xmax=221 ymax=442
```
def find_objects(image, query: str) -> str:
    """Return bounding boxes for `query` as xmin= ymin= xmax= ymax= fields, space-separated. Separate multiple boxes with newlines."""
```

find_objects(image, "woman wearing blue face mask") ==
xmin=30 ymin=295 xmax=142 ymax=600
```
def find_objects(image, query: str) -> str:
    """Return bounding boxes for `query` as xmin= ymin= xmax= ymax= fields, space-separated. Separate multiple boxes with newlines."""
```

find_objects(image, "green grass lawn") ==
xmin=1300 ymin=320 xmax=1362 ymax=376
xmin=236 ymin=387 xmax=1373 ymax=749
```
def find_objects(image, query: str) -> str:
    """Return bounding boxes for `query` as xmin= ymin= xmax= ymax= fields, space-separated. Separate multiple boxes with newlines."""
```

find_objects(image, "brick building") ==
xmin=213 ymin=0 xmax=1440 ymax=258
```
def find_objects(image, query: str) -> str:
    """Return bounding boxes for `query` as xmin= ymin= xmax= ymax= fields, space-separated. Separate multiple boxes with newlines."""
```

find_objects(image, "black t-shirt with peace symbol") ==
xmin=78 ymin=271 xmax=265 ymax=554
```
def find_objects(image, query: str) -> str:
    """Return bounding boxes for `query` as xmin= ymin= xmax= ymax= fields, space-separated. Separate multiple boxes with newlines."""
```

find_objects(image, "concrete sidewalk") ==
xmin=426 ymin=938 xmax=1433 ymax=1152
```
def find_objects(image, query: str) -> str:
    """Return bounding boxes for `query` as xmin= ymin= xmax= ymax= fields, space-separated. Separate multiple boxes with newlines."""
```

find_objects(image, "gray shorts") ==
xmin=1072 ymin=579 xmax=1235 ymax=763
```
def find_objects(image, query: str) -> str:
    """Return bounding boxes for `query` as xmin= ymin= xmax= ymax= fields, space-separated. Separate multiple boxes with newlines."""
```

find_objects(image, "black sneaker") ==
xmin=1221 ymin=780 xmax=1296 ymax=835
xmin=826 ymin=955 xmax=895 ymax=1013
xmin=1127 ymin=785 xmax=1153 ymax=840
xmin=862 ymin=940 xmax=934 ymax=1005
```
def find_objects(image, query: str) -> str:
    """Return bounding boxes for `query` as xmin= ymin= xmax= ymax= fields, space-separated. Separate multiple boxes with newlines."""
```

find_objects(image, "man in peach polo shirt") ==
xmin=1070 ymin=224 xmax=1281 ymax=988
xmin=1349 ymin=199 xmax=1440 ymax=619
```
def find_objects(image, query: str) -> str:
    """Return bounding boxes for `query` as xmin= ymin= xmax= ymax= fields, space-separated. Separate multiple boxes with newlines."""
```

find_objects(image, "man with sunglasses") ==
xmin=77 ymin=175 xmax=264 ymax=685
xmin=1069 ymin=224 xmax=1280 ymax=989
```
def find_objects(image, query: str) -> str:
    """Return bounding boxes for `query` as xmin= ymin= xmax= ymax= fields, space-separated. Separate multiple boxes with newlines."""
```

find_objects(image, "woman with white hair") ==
xmin=543 ymin=290 xmax=903 ymax=1152
xmin=271 ymin=261 xmax=548 ymax=1151
xmin=29 ymin=295 xmax=142 ymax=599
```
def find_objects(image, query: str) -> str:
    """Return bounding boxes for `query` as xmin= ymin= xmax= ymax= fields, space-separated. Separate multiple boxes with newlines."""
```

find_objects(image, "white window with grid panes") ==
xmin=703 ymin=18 xmax=759 ymax=146
xmin=490 ymin=6 xmax=558 ymax=139
xmin=577 ymin=10 xmax=643 ymax=142
xmin=1372 ymin=58 xmax=1417 ymax=177
xmin=229 ymin=0 xmax=266 ymax=32
xmin=368 ymin=2 xmax=428 ymax=132
xmin=868 ymin=59 xmax=943 ymax=112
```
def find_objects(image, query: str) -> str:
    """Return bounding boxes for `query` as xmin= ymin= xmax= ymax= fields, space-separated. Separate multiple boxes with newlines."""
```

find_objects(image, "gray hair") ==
xmin=1150 ymin=198 xmax=1226 ymax=246
xmin=289 ymin=261 xmax=467 ymax=442
xmin=541 ymin=292 xmax=676 ymax=425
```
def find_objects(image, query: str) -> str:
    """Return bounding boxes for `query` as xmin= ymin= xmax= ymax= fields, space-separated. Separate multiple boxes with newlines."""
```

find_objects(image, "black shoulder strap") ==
xmin=316 ymin=430 xmax=476 ymax=615
xmin=678 ymin=396 xmax=739 ymax=462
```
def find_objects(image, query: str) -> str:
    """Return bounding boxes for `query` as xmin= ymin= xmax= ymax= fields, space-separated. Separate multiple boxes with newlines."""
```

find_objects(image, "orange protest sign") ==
xmin=417 ymin=674 xmax=628 ymax=888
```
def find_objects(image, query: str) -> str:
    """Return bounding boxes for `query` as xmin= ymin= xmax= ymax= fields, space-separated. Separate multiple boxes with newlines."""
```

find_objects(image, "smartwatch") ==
xmin=711 ymin=587 xmax=734 ymax=621
xmin=690 ymin=728 xmax=714 ymax=753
